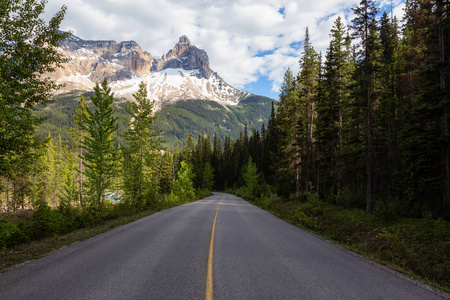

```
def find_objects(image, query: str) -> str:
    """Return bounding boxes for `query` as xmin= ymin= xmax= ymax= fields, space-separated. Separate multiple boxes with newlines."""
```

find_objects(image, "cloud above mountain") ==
xmin=44 ymin=0 xmax=405 ymax=97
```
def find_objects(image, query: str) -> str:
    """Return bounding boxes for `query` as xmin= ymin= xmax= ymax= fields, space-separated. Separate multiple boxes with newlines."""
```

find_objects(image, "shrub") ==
xmin=0 ymin=222 xmax=29 ymax=251
xmin=29 ymin=200 xmax=57 ymax=240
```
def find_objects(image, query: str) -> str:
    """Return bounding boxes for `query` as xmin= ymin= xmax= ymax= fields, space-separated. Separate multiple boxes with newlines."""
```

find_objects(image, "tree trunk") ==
xmin=6 ymin=178 xmax=10 ymax=212
xmin=79 ymin=145 xmax=83 ymax=206
xmin=366 ymin=87 xmax=372 ymax=214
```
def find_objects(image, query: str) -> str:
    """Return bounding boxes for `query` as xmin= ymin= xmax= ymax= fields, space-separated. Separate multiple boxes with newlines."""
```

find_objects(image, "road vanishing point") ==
xmin=0 ymin=193 xmax=447 ymax=299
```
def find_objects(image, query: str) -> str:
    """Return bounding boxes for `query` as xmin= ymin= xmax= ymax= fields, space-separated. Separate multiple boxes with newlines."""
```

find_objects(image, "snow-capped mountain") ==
xmin=48 ymin=34 xmax=249 ymax=107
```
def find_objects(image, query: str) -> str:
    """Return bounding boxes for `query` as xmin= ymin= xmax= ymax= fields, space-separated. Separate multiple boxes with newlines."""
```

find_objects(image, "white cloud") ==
xmin=44 ymin=0 xmax=405 ymax=97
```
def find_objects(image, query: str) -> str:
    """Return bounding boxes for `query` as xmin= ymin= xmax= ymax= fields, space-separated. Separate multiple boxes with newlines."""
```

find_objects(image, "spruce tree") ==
xmin=276 ymin=68 xmax=299 ymax=196
xmin=69 ymin=96 xmax=90 ymax=206
xmin=297 ymin=27 xmax=320 ymax=195
xmin=123 ymin=81 xmax=160 ymax=206
xmin=317 ymin=16 xmax=353 ymax=198
xmin=81 ymin=79 xmax=119 ymax=209
xmin=351 ymin=0 xmax=380 ymax=213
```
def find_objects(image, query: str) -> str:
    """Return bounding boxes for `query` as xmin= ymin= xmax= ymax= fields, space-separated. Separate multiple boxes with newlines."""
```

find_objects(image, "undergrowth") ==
xmin=0 ymin=190 xmax=211 ymax=272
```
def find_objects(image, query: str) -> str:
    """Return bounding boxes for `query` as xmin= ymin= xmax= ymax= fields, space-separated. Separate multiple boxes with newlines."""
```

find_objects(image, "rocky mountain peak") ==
xmin=155 ymin=35 xmax=211 ymax=78
xmin=178 ymin=35 xmax=192 ymax=47
xmin=46 ymin=34 xmax=249 ymax=106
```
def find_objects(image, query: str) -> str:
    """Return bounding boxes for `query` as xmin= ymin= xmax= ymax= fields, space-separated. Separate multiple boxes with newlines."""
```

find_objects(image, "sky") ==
xmin=44 ymin=0 xmax=405 ymax=99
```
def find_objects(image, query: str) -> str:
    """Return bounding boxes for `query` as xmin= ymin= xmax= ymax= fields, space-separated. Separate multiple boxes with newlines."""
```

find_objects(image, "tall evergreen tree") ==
xmin=374 ymin=12 xmax=401 ymax=206
xmin=276 ymin=68 xmax=299 ymax=196
xmin=81 ymin=79 xmax=119 ymax=209
xmin=317 ymin=16 xmax=353 ymax=198
xmin=123 ymin=81 xmax=160 ymax=206
xmin=297 ymin=27 xmax=320 ymax=195
xmin=351 ymin=0 xmax=380 ymax=213
xmin=69 ymin=96 xmax=90 ymax=206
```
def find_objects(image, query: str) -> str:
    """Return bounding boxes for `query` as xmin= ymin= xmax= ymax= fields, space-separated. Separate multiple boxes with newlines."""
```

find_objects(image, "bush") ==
xmin=28 ymin=200 xmax=57 ymax=240
xmin=293 ymin=207 xmax=320 ymax=229
xmin=0 ymin=222 xmax=29 ymax=251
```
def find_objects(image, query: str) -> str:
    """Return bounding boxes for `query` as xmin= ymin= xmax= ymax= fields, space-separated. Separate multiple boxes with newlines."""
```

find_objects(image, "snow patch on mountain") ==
xmin=110 ymin=68 xmax=247 ymax=107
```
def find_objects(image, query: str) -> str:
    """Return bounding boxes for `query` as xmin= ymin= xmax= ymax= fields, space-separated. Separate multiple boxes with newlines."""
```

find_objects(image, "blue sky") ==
xmin=45 ymin=0 xmax=405 ymax=99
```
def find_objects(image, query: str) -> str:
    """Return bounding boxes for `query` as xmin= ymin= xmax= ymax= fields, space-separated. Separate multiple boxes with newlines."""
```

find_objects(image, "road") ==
xmin=0 ymin=193 xmax=446 ymax=299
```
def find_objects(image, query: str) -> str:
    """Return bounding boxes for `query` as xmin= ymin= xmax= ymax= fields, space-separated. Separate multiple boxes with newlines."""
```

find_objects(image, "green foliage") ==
xmin=29 ymin=200 xmax=56 ymax=240
xmin=153 ymin=97 xmax=273 ymax=147
xmin=0 ymin=222 xmax=29 ymax=251
xmin=122 ymin=81 xmax=161 ymax=208
xmin=203 ymin=162 xmax=215 ymax=191
xmin=241 ymin=157 xmax=261 ymax=200
xmin=81 ymin=79 xmax=119 ymax=209
xmin=304 ymin=182 xmax=320 ymax=205
xmin=0 ymin=0 xmax=68 ymax=177
xmin=166 ymin=161 xmax=196 ymax=203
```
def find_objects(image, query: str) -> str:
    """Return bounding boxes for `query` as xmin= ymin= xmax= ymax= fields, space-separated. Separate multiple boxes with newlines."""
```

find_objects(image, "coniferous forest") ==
xmin=221 ymin=0 xmax=450 ymax=220
xmin=1 ymin=0 xmax=450 ymax=289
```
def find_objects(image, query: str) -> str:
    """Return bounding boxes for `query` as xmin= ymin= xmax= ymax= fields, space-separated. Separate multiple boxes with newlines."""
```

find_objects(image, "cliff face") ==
xmin=48 ymin=34 xmax=248 ymax=106
xmin=154 ymin=36 xmax=211 ymax=77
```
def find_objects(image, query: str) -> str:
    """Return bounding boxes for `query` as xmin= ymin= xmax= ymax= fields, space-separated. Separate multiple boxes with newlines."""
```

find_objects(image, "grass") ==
xmin=249 ymin=196 xmax=450 ymax=294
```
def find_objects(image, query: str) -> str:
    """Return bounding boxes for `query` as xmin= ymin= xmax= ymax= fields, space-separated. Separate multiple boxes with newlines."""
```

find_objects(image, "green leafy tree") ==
xmin=81 ymin=79 xmax=119 ymax=209
xmin=0 ymin=0 xmax=68 ymax=178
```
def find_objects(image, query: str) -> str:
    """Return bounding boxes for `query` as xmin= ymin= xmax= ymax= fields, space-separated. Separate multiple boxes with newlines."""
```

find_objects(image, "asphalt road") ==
xmin=0 ymin=193 xmax=446 ymax=299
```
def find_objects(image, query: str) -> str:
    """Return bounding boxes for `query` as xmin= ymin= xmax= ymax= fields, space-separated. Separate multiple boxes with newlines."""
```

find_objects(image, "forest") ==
xmin=1 ymin=0 xmax=450 ymax=283
xmin=223 ymin=0 xmax=450 ymax=220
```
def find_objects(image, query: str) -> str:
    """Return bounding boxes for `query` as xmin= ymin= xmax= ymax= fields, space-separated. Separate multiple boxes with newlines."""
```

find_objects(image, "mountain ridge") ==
xmin=47 ymin=34 xmax=251 ymax=108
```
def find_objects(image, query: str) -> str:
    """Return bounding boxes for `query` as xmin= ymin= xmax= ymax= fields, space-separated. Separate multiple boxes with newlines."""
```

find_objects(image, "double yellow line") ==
xmin=206 ymin=197 xmax=222 ymax=300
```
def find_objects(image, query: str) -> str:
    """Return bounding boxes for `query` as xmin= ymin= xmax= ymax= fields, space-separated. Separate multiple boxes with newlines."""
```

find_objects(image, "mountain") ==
xmin=38 ymin=34 xmax=274 ymax=147
xmin=36 ymin=91 xmax=273 ymax=147
xmin=46 ymin=34 xmax=249 ymax=107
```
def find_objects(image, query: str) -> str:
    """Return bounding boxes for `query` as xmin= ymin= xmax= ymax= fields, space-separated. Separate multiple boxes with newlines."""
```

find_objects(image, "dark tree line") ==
xmin=212 ymin=0 xmax=450 ymax=219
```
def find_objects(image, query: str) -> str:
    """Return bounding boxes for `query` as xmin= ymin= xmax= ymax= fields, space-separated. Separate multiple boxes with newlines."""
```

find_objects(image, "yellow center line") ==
xmin=206 ymin=197 xmax=222 ymax=300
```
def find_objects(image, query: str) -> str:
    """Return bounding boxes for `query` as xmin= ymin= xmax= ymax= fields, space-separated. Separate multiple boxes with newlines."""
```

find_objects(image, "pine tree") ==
xmin=81 ymin=79 xmax=119 ymax=209
xmin=263 ymin=102 xmax=279 ymax=184
xmin=276 ymin=68 xmax=299 ymax=196
xmin=181 ymin=133 xmax=195 ymax=165
xmin=212 ymin=133 xmax=223 ymax=190
xmin=297 ymin=27 xmax=320 ymax=195
xmin=242 ymin=156 xmax=260 ymax=200
xmin=69 ymin=96 xmax=89 ymax=206
xmin=317 ymin=16 xmax=353 ymax=198
xmin=351 ymin=0 xmax=380 ymax=213
xmin=59 ymin=143 xmax=78 ymax=209
xmin=399 ymin=0 xmax=450 ymax=217
xmin=123 ymin=81 xmax=160 ymax=206
xmin=203 ymin=162 xmax=215 ymax=192
xmin=160 ymin=151 xmax=174 ymax=195
xmin=374 ymin=12 xmax=401 ymax=206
